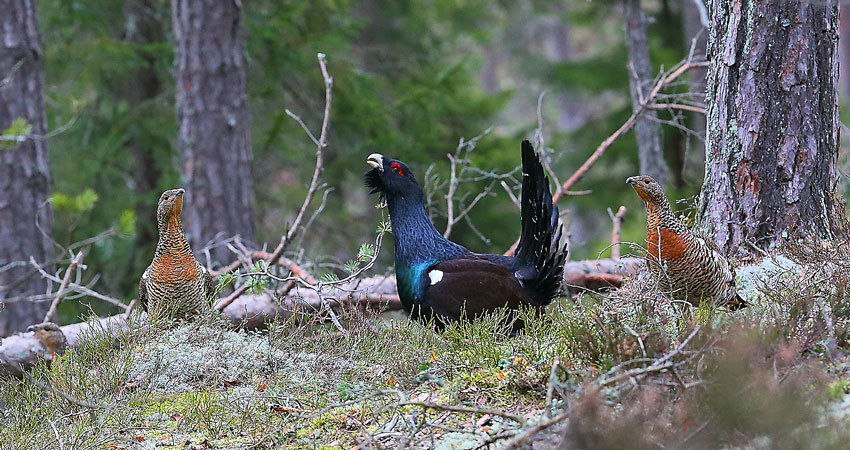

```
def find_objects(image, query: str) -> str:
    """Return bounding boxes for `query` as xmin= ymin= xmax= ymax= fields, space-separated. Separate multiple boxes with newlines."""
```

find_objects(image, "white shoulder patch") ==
xmin=428 ymin=270 xmax=444 ymax=285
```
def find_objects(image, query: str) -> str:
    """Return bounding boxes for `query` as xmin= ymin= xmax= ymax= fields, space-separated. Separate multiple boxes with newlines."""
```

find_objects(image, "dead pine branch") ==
xmin=598 ymin=325 xmax=703 ymax=388
xmin=215 ymin=52 xmax=333 ymax=312
xmin=440 ymin=131 xmax=505 ymax=240
xmin=504 ymin=56 xmax=707 ymax=256
xmin=608 ymin=206 xmax=627 ymax=259
xmin=42 ymin=251 xmax=84 ymax=323
xmin=28 ymin=256 xmax=128 ymax=312
xmin=553 ymin=58 xmax=707 ymax=202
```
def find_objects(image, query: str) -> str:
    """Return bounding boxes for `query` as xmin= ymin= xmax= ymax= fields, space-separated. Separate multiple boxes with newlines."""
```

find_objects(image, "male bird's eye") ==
xmin=390 ymin=163 xmax=404 ymax=176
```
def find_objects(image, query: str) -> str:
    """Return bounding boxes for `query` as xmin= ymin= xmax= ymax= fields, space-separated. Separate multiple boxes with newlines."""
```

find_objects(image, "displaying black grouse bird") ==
xmin=364 ymin=140 xmax=567 ymax=326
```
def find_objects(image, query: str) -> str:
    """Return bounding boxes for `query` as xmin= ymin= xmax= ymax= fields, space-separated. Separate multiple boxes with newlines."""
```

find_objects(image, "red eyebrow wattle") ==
xmin=391 ymin=163 xmax=404 ymax=176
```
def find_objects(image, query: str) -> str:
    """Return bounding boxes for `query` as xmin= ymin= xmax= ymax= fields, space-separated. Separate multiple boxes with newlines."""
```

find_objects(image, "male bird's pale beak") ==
xmin=626 ymin=177 xmax=635 ymax=184
xmin=366 ymin=154 xmax=384 ymax=171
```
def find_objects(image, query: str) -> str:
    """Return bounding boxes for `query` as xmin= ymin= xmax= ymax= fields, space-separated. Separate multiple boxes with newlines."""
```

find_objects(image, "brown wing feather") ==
xmin=203 ymin=267 xmax=216 ymax=304
xmin=139 ymin=268 xmax=151 ymax=312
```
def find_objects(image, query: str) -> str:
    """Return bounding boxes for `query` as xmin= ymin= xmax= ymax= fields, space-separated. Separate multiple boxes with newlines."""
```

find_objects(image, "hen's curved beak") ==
xmin=626 ymin=177 xmax=636 ymax=184
xmin=366 ymin=154 xmax=384 ymax=171
xmin=176 ymin=188 xmax=185 ymax=196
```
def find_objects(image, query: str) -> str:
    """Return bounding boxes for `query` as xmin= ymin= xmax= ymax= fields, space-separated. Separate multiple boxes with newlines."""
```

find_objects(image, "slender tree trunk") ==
xmin=172 ymin=0 xmax=254 ymax=264
xmin=699 ymin=0 xmax=839 ymax=257
xmin=623 ymin=0 xmax=668 ymax=188
xmin=680 ymin=0 xmax=708 ymax=186
xmin=121 ymin=0 xmax=166 ymax=283
xmin=0 ymin=0 xmax=53 ymax=335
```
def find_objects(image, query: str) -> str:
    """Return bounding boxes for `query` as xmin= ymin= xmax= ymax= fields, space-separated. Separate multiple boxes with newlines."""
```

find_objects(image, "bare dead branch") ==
xmin=216 ymin=52 xmax=333 ymax=311
xmin=551 ymin=59 xmax=708 ymax=205
xmin=608 ymin=206 xmax=627 ymax=259
xmin=28 ymin=257 xmax=127 ymax=311
xmin=42 ymin=251 xmax=84 ymax=323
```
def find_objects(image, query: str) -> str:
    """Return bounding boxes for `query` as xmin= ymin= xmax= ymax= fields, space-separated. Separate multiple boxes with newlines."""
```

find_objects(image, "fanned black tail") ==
xmin=514 ymin=140 xmax=568 ymax=305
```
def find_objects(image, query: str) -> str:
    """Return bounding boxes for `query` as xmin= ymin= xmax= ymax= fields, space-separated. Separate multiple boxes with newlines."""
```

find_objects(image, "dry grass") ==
xmin=2 ymin=234 xmax=850 ymax=449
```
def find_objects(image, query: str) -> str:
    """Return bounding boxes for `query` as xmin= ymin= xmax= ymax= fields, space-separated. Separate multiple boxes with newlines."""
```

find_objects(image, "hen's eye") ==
xmin=644 ymin=180 xmax=650 ymax=184
xmin=390 ymin=163 xmax=404 ymax=176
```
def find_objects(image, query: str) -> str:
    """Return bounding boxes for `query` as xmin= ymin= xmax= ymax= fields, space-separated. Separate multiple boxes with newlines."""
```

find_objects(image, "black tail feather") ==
xmin=514 ymin=140 xmax=568 ymax=305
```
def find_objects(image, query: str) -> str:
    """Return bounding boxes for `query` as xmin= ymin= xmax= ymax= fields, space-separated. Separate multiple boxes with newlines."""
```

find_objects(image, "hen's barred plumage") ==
xmin=627 ymin=175 xmax=746 ymax=309
xmin=27 ymin=322 xmax=67 ymax=364
xmin=139 ymin=189 xmax=215 ymax=321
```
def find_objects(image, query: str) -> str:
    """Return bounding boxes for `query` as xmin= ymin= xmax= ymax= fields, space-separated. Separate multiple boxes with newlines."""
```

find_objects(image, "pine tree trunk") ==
xmin=0 ymin=0 xmax=53 ymax=335
xmin=121 ymin=0 xmax=166 ymax=282
xmin=699 ymin=0 xmax=839 ymax=257
xmin=623 ymin=0 xmax=668 ymax=188
xmin=172 ymin=0 xmax=254 ymax=264
xmin=680 ymin=0 xmax=708 ymax=186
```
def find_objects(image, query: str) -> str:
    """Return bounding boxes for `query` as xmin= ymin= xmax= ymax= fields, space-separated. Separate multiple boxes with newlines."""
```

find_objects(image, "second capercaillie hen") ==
xmin=139 ymin=189 xmax=215 ymax=321
xmin=27 ymin=322 xmax=67 ymax=364
xmin=364 ymin=140 xmax=568 ymax=326
xmin=627 ymin=175 xmax=746 ymax=309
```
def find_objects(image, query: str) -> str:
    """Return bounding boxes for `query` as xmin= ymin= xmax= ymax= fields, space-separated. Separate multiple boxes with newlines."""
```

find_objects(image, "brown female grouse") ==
xmin=139 ymin=189 xmax=215 ymax=321
xmin=27 ymin=322 xmax=67 ymax=363
xmin=627 ymin=175 xmax=746 ymax=309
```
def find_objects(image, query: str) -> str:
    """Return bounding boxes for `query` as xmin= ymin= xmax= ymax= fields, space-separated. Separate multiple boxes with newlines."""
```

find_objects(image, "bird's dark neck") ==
xmin=155 ymin=215 xmax=194 ymax=258
xmin=387 ymin=195 xmax=465 ymax=266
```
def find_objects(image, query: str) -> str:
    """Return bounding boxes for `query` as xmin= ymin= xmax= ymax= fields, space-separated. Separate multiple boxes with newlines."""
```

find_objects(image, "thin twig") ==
xmin=609 ymin=206 xmax=627 ymax=259
xmin=23 ymin=370 xmax=102 ymax=410
xmin=43 ymin=251 xmax=84 ymax=323
xmin=499 ymin=411 xmax=570 ymax=450
xmin=551 ymin=60 xmax=707 ymax=204
xmin=216 ymin=53 xmax=333 ymax=311
xmin=401 ymin=401 xmax=526 ymax=426
xmin=29 ymin=257 xmax=127 ymax=310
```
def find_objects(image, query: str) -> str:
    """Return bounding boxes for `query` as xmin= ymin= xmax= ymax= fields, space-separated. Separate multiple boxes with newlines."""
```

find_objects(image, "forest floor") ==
xmin=3 ymin=243 xmax=850 ymax=449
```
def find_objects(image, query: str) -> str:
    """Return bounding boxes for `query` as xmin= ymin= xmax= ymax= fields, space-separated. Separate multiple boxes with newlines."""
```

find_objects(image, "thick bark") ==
xmin=840 ymin=5 xmax=850 ymax=101
xmin=623 ymin=0 xmax=668 ymax=188
xmin=0 ymin=258 xmax=642 ymax=376
xmin=0 ymin=0 xmax=53 ymax=335
xmin=172 ymin=0 xmax=254 ymax=264
xmin=699 ymin=0 xmax=839 ymax=257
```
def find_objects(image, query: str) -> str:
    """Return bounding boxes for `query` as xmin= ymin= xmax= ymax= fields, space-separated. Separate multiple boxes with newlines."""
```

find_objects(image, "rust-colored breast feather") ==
xmin=139 ymin=211 xmax=213 ymax=321
xmin=645 ymin=207 xmax=741 ymax=308
xmin=647 ymin=228 xmax=687 ymax=261
xmin=151 ymin=254 xmax=200 ymax=284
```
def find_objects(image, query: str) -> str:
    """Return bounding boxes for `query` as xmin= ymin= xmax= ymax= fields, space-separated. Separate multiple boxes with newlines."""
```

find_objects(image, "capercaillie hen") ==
xmin=27 ymin=322 xmax=67 ymax=364
xmin=627 ymin=175 xmax=746 ymax=309
xmin=139 ymin=189 xmax=215 ymax=321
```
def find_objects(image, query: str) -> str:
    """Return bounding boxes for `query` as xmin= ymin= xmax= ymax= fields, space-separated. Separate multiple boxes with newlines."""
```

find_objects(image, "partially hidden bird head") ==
xmin=26 ymin=321 xmax=67 ymax=357
xmin=627 ymin=175 xmax=667 ymax=205
xmin=364 ymin=154 xmax=423 ymax=201
xmin=157 ymin=188 xmax=185 ymax=224
xmin=27 ymin=322 xmax=61 ymax=335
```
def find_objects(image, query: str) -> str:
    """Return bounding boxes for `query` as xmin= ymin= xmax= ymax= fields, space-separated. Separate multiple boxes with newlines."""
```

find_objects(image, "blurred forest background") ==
xmin=2 ymin=0 xmax=850 ymax=333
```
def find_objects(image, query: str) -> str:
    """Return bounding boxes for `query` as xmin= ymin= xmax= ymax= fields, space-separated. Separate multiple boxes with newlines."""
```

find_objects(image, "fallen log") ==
xmin=0 ymin=258 xmax=641 ymax=377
